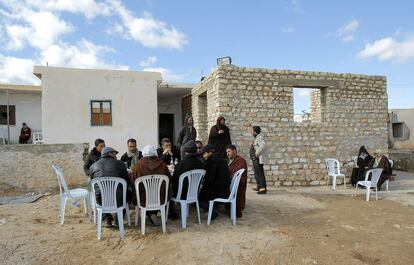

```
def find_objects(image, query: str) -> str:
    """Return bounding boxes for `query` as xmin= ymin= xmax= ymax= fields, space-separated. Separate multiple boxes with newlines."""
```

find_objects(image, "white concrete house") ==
xmin=32 ymin=66 xmax=193 ymax=153
xmin=0 ymin=84 xmax=42 ymax=144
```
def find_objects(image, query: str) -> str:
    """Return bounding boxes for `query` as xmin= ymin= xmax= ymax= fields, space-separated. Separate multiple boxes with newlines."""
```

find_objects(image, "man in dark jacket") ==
xmin=120 ymin=138 xmax=143 ymax=169
xmin=177 ymin=115 xmax=197 ymax=159
xmin=83 ymin=138 xmax=105 ymax=176
xmin=89 ymin=147 xmax=131 ymax=227
xmin=208 ymin=116 xmax=232 ymax=158
xmin=157 ymin=138 xmax=181 ymax=165
xmin=172 ymin=140 xmax=206 ymax=199
xmin=198 ymin=144 xmax=230 ymax=219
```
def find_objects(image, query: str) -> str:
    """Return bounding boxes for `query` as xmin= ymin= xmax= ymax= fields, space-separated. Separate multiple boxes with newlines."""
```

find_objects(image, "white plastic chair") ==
xmin=52 ymin=164 xmax=91 ymax=225
xmin=91 ymin=177 xmax=131 ymax=240
xmin=207 ymin=168 xmax=245 ymax=226
xmin=169 ymin=169 xmax=206 ymax=229
xmin=385 ymin=159 xmax=394 ymax=191
xmin=352 ymin=156 xmax=358 ymax=168
xmin=325 ymin=158 xmax=346 ymax=190
xmin=135 ymin=175 xmax=169 ymax=235
xmin=0 ymin=128 xmax=6 ymax=145
xmin=33 ymin=132 xmax=43 ymax=144
xmin=354 ymin=168 xmax=383 ymax=202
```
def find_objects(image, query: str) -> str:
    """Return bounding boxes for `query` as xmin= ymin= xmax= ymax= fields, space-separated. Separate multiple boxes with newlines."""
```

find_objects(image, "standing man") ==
xmin=120 ymin=138 xmax=143 ymax=169
xmin=84 ymin=138 xmax=105 ymax=177
xmin=208 ymin=116 xmax=232 ymax=158
xmin=250 ymin=126 xmax=267 ymax=194
xmin=157 ymin=138 xmax=181 ymax=165
xmin=19 ymin=122 xmax=31 ymax=144
xmin=226 ymin=144 xmax=248 ymax=217
xmin=177 ymin=115 xmax=197 ymax=159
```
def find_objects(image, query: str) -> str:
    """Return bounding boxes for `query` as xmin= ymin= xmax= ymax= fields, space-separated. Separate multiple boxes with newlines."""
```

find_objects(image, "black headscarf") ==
xmin=358 ymin=145 xmax=370 ymax=156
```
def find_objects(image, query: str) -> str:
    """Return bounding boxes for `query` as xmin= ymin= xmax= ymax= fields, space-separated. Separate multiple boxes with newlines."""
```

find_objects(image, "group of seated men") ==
xmin=83 ymin=137 xmax=248 ymax=228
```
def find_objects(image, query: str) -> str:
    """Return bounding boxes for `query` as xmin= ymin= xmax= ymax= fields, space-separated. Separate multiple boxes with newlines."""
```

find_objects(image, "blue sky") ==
xmin=0 ymin=0 xmax=413 ymax=109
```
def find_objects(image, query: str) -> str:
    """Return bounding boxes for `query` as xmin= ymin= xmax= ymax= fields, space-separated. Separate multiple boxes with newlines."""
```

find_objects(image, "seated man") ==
xmin=172 ymin=140 xmax=206 ymax=199
xmin=19 ymin=122 xmax=31 ymax=144
xmin=157 ymin=138 xmax=181 ymax=165
xmin=198 ymin=144 xmax=230 ymax=219
xmin=84 ymin=138 xmax=105 ymax=177
xmin=226 ymin=144 xmax=248 ymax=218
xmin=368 ymin=150 xmax=393 ymax=190
xmin=131 ymin=145 xmax=172 ymax=225
xmin=351 ymin=145 xmax=373 ymax=186
xmin=89 ymin=147 xmax=131 ymax=227
xmin=120 ymin=138 xmax=143 ymax=169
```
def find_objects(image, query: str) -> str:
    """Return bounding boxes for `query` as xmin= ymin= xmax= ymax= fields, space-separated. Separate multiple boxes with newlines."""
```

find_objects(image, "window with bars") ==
xmin=90 ymin=100 xmax=112 ymax=126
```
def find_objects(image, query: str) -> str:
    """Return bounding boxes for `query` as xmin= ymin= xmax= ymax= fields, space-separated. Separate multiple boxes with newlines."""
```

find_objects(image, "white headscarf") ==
xmin=142 ymin=145 xmax=157 ymax=157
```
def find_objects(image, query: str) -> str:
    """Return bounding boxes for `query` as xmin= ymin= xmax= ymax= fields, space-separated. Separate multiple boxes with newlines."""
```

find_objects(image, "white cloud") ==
xmin=357 ymin=37 xmax=414 ymax=63
xmin=298 ymin=90 xmax=311 ymax=97
xmin=3 ymin=8 xmax=73 ymax=50
xmin=281 ymin=24 xmax=295 ymax=33
xmin=109 ymin=1 xmax=188 ymax=49
xmin=0 ymin=54 xmax=39 ymax=84
xmin=25 ymin=0 xmax=112 ymax=19
xmin=139 ymin=56 xmax=157 ymax=67
xmin=40 ymin=39 xmax=128 ymax=70
xmin=336 ymin=18 xmax=359 ymax=42
xmin=143 ymin=67 xmax=186 ymax=82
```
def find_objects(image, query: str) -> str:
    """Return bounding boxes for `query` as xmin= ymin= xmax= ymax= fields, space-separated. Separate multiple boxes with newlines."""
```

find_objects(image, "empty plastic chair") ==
xmin=325 ymin=158 xmax=346 ymax=190
xmin=170 ymin=169 xmax=206 ymax=229
xmin=354 ymin=168 xmax=383 ymax=201
xmin=33 ymin=132 xmax=43 ymax=144
xmin=207 ymin=168 xmax=245 ymax=226
xmin=52 ymin=164 xmax=91 ymax=224
xmin=135 ymin=175 xmax=169 ymax=235
xmin=90 ymin=177 xmax=131 ymax=240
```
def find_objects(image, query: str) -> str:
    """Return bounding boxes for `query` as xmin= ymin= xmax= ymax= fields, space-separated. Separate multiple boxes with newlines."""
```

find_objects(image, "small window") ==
xmin=90 ymin=100 xmax=112 ymax=126
xmin=293 ymin=88 xmax=323 ymax=123
xmin=392 ymin=122 xmax=404 ymax=138
xmin=0 ymin=105 xmax=16 ymax=125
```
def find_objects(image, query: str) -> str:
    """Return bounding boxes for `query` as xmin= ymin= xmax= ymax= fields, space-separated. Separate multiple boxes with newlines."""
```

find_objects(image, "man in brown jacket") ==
xmin=226 ymin=144 xmax=248 ymax=218
xmin=130 ymin=145 xmax=172 ymax=225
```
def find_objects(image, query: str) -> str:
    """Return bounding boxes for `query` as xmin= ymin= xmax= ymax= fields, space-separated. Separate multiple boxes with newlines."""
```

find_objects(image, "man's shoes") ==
xmin=252 ymin=187 xmax=259 ymax=192
xmin=257 ymin=188 xmax=267 ymax=194
xmin=148 ymin=214 xmax=161 ymax=226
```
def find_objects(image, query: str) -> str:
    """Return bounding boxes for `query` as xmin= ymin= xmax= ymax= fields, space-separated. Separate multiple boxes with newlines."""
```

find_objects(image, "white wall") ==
xmin=158 ymin=96 xmax=183 ymax=145
xmin=35 ymin=66 xmax=161 ymax=154
xmin=0 ymin=92 xmax=42 ymax=144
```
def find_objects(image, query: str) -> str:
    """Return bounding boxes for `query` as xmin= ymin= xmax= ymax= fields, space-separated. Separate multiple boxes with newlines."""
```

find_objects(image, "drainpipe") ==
xmin=6 ymin=89 xmax=10 ymax=144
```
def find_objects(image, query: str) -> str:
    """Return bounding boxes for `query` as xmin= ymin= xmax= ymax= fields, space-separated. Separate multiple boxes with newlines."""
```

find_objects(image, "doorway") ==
xmin=159 ymin=113 xmax=175 ymax=145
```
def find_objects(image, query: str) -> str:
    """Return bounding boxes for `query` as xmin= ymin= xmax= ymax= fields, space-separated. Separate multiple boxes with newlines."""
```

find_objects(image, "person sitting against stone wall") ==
xmin=131 ymin=145 xmax=172 ymax=226
xmin=84 ymin=138 xmax=105 ymax=177
xmin=89 ymin=147 xmax=131 ymax=228
xmin=198 ymin=144 xmax=230 ymax=220
xmin=120 ymin=138 xmax=143 ymax=169
xmin=19 ymin=122 xmax=31 ymax=144
xmin=351 ymin=145 xmax=374 ymax=186
xmin=367 ymin=150 xmax=393 ymax=190
xmin=157 ymin=138 xmax=181 ymax=165
xmin=226 ymin=144 xmax=248 ymax=218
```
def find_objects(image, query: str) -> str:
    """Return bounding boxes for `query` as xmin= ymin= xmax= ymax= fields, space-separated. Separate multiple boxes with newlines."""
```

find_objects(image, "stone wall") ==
xmin=192 ymin=65 xmax=389 ymax=186
xmin=0 ymin=143 xmax=89 ymax=193
xmin=389 ymin=150 xmax=414 ymax=172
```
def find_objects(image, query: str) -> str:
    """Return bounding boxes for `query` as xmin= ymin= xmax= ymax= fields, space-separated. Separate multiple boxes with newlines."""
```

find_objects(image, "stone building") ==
xmin=189 ymin=64 xmax=389 ymax=186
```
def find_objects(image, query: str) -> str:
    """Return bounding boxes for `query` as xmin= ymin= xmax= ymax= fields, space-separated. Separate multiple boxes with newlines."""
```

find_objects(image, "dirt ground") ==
xmin=1 ymin=171 xmax=414 ymax=265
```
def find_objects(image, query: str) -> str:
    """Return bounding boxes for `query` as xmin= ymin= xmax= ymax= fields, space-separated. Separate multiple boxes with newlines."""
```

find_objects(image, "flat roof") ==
xmin=0 ymin=83 xmax=41 ymax=93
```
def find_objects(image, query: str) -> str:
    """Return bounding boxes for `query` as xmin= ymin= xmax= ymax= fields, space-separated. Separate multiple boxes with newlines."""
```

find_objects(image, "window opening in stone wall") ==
xmin=392 ymin=122 xmax=404 ymax=138
xmin=90 ymin=100 xmax=112 ymax=126
xmin=293 ymin=88 xmax=324 ymax=123
xmin=0 ymin=105 xmax=16 ymax=125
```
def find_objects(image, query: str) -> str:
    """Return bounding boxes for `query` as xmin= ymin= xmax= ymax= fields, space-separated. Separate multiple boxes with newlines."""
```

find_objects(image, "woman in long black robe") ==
xmin=351 ymin=146 xmax=373 ymax=186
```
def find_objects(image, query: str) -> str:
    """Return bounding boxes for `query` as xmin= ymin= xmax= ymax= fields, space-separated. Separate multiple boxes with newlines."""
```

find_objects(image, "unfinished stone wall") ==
xmin=0 ymin=143 xmax=89 ymax=193
xmin=192 ymin=65 xmax=389 ymax=186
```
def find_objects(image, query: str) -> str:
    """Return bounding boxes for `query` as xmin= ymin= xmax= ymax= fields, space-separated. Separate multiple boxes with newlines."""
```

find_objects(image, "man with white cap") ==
xmin=89 ymin=146 xmax=131 ymax=227
xmin=131 ymin=145 xmax=172 ymax=226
